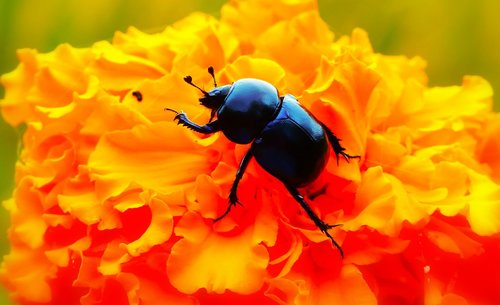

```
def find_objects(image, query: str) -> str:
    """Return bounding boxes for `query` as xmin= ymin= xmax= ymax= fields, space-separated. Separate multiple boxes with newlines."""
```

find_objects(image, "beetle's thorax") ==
xmin=216 ymin=78 xmax=281 ymax=144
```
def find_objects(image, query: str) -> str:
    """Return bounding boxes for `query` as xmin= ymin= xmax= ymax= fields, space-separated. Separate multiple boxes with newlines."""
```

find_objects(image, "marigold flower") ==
xmin=1 ymin=0 xmax=499 ymax=304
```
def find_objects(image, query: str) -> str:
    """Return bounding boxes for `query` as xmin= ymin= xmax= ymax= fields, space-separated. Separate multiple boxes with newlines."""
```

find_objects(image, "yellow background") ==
xmin=0 ymin=0 xmax=498 ymax=304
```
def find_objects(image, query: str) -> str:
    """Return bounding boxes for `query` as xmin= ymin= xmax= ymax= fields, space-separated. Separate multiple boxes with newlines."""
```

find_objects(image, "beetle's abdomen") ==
xmin=218 ymin=79 xmax=281 ymax=144
xmin=253 ymin=94 xmax=329 ymax=187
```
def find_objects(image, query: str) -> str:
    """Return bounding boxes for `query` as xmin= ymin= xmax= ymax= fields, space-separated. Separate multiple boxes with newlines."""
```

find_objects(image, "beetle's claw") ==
xmin=164 ymin=107 xmax=179 ymax=114
xmin=325 ymin=223 xmax=343 ymax=229
xmin=344 ymin=152 xmax=361 ymax=162
xmin=213 ymin=209 xmax=230 ymax=223
xmin=165 ymin=108 xmax=189 ymax=126
xmin=336 ymin=151 xmax=360 ymax=165
xmin=318 ymin=221 xmax=344 ymax=258
xmin=229 ymin=192 xmax=243 ymax=207
xmin=213 ymin=198 xmax=241 ymax=223
xmin=173 ymin=112 xmax=187 ymax=124
xmin=213 ymin=190 xmax=243 ymax=223
xmin=318 ymin=221 xmax=342 ymax=233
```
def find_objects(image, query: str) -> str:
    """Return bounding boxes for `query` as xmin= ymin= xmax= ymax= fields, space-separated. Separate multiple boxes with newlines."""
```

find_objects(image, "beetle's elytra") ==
xmin=166 ymin=67 xmax=360 ymax=258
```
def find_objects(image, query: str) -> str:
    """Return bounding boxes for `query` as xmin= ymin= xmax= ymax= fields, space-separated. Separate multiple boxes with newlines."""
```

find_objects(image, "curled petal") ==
xmin=345 ymin=166 xmax=428 ymax=235
xmin=167 ymin=212 xmax=269 ymax=294
xmin=88 ymin=122 xmax=220 ymax=200
xmin=126 ymin=198 xmax=174 ymax=256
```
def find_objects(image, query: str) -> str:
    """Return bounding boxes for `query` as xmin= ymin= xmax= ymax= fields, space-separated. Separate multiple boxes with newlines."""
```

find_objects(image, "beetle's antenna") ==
xmin=184 ymin=75 xmax=208 ymax=95
xmin=164 ymin=107 xmax=179 ymax=114
xmin=208 ymin=66 xmax=217 ymax=87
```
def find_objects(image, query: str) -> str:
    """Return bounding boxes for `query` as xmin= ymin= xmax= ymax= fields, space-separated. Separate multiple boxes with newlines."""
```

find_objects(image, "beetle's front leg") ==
xmin=213 ymin=147 xmax=254 ymax=222
xmin=173 ymin=111 xmax=221 ymax=134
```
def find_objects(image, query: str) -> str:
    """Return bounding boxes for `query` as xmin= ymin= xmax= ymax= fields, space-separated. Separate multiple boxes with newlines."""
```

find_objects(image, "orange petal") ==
xmin=125 ymin=198 xmax=174 ymax=256
xmin=167 ymin=212 xmax=269 ymax=294
xmin=254 ymin=11 xmax=332 ymax=80
xmin=44 ymin=237 xmax=91 ymax=267
xmin=274 ymin=254 xmax=376 ymax=305
xmin=0 ymin=248 xmax=54 ymax=303
xmin=441 ymin=293 xmax=469 ymax=305
xmin=58 ymin=191 xmax=101 ymax=225
xmin=476 ymin=113 xmax=500 ymax=183
xmin=343 ymin=229 xmax=410 ymax=265
xmin=322 ymin=264 xmax=377 ymax=305
xmin=222 ymin=56 xmax=286 ymax=89
xmin=425 ymin=216 xmax=484 ymax=258
xmin=345 ymin=166 xmax=428 ymax=235
xmin=221 ymin=0 xmax=316 ymax=44
xmin=88 ymin=122 xmax=220 ymax=201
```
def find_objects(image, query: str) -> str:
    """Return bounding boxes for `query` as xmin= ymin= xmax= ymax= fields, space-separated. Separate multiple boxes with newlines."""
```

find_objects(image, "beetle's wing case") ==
xmin=217 ymin=78 xmax=281 ymax=144
xmin=252 ymin=94 xmax=329 ymax=187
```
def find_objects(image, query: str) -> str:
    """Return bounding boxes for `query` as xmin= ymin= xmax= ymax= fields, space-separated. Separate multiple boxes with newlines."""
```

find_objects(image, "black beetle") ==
xmin=132 ymin=90 xmax=143 ymax=102
xmin=166 ymin=67 xmax=359 ymax=257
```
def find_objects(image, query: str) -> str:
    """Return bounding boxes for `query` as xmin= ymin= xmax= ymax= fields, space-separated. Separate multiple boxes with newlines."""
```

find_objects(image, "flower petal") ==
xmin=466 ymin=170 xmax=500 ymax=236
xmin=345 ymin=166 xmax=428 ymax=235
xmin=88 ymin=122 xmax=220 ymax=200
xmin=125 ymin=198 xmax=174 ymax=256
xmin=167 ymin=212 xmax=269 ymax=294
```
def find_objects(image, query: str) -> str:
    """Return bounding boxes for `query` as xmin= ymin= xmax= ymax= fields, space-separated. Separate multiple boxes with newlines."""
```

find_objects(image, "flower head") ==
xmin=1 ymin=0 xmax=499 ymax=304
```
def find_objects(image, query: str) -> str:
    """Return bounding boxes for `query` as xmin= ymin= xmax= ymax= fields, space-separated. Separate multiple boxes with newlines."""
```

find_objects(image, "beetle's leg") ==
xmin=213 ymin=147 xmax=254 ymax=222
xmin=320 ymin=122 xmax=360 ymax=165
xmin=173 ymin=112 xmax=221 ymax=134
xmin=285 ymin=184 xmax=344 ymax=258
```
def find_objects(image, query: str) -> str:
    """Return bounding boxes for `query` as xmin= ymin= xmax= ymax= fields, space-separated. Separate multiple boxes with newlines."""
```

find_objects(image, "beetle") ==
xmin=132 ymin=90 xmax=143 ymax=102
xmin=166 ymin=67 xmax=359 ymax=257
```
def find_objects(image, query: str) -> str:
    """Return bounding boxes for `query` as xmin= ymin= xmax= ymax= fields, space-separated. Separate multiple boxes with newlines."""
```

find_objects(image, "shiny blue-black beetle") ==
xmin=167 ymin=67 xmax=359 ymax=257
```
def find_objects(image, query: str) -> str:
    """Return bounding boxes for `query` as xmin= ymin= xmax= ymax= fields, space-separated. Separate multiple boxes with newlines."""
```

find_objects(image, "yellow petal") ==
xmin=88 ymin=41 xmax=166 ymax=91
xmin=222 ymin=56 xmax=286 ymax=90
xmin=58 ymin=191 xmax=101 ymax=225
xmin=467 ymin=170 xmax=500 ymax=236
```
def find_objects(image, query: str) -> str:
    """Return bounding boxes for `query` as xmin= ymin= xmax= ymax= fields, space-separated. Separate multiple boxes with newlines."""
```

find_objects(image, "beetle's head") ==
xmin=184 ymin=67 xmax=230 ymax=122
xmin=199 ymin=84 xmax=231 ymax=109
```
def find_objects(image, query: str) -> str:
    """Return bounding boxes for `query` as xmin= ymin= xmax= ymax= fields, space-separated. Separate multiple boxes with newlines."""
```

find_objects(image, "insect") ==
xmin=166 ymin=67 xmax=359 ymax=257
xmin=132 ymin=90 xmax=143 ymax=102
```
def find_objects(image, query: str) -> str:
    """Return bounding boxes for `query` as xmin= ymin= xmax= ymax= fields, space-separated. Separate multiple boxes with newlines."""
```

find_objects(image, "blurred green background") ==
xmin=0 ymin=0 xmax=498 ymax=304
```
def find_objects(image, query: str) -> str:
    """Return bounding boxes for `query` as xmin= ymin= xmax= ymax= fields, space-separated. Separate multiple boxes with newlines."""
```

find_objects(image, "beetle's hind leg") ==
xmin=213 ymin=147 xmax=254 ymax=223
xmin=285 ymin=184 xmax=344 ymax=258
xmin=320 ymin=123 xmax=360 ymax=165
